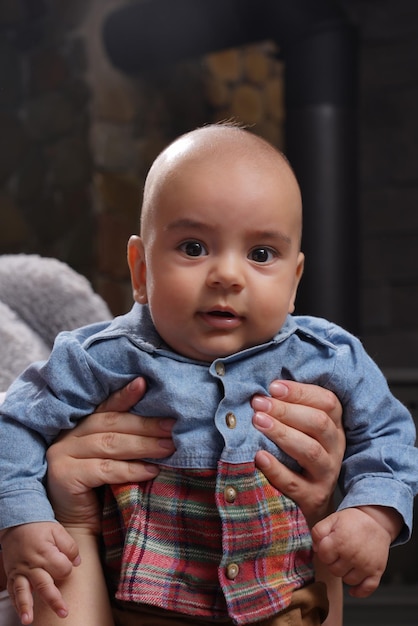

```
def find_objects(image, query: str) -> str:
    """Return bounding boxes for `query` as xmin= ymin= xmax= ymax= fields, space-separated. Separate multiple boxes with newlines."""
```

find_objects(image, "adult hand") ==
xmin=48 ymin=377 xmax=344 ymax=532
xmin=45 ymin=378 xmax=344 ymax=626
xmin=252 ymin=381 xmax=345 ymax=626
xmin=252 ymin=380 xmax=345 ymax=527
xmin=46 ymin=377 xmax=175 ymax=533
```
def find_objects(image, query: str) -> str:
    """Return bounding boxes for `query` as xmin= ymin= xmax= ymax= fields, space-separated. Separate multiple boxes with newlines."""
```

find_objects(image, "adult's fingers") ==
xmin=269 ymin=380 xmax=342 ymax=426
xmin=47 ymin=456 xmax=161 ymax=530
xmin=254 ymin=449 xmax=333 ymax=525
xmin=252 ymin=403 xmax=340 ymax=480
xmin=252 ymin=383 xmax=346 ymax=526
xmin=96 ymin=377 xmax=146 ymax=413
xmin=255 ymin=450 xmax=307 ymax=500
xmin=50 ymin=414 xmax=175 ymax=461
xmin=76 ymin=409 xmax=175 ymax=439
xmin=252 ymin=381 xmax=345 ymax=472
xmin=56 ymin=457 xmax=162 ymax=491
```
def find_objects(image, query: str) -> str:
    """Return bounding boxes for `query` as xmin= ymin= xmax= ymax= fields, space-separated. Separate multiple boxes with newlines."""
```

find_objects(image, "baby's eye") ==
xmin=248 ymin=247 xmax=276 ymax=263
xmin=179 ymin=241 xmax=208 ymax=257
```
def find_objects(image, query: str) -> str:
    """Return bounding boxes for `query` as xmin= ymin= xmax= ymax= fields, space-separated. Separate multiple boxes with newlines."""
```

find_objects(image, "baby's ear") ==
xmin=288 ymin=252 xmax=305 ymax=314
xmin=127 ymin=235 xmax=148 ymax=303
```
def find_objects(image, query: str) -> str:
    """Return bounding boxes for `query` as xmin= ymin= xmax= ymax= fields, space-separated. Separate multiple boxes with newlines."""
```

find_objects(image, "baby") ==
xmin=1 ymin=124 xmax=417 ymax=626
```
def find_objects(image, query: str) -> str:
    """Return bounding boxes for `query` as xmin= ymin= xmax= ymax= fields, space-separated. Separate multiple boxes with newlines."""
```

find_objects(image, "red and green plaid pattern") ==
xmin=102 ymin=462 xmax=314 ymax=625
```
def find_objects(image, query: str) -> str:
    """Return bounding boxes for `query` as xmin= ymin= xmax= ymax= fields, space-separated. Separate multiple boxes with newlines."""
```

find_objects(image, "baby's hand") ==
xmin=1 ymin=521 xmax=80 ymax=624
xmin=311 ymin=507 xmax=392 ymax=598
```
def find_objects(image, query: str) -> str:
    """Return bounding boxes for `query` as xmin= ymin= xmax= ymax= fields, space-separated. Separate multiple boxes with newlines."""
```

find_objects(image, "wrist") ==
xmin=57 ymin=516 xmax=102 ymax=536
xmin=357 ymin=505 xmax=403 ymax=543
xmin=0 ymin=525 xmax=15 ymax=542
xmin=62 ymin=525 xmax=102 ymax=540
xmin=304 ymin=491 xmax=337 ymax=529
xmin=50 ymin=495 xmax=102 ymax=536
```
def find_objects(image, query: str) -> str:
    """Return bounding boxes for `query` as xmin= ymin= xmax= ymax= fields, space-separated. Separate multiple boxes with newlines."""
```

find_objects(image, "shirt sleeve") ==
xmin=330 ymin=328 xmax=418 ymax=544
xmin=0 ymin=328 xmax=131 ymax=530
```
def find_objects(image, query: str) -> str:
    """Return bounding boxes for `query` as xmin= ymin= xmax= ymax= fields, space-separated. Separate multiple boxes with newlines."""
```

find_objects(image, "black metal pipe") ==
xmin=103 ymin=0 xmax=280 ymax=73
xmin=283 ymin=19 xmax=359 ymax=332
xmin=103 ymin=0 xmax=359 ymax=332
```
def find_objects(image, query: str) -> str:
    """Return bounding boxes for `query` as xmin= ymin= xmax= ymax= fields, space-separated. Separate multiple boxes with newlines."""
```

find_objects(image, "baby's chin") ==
xmin=176 ymin=335 xmax=276 ymax=363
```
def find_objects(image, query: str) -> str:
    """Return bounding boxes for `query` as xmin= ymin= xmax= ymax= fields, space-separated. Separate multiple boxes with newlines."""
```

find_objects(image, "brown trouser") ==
xmin=112 ymin=582 xmax=328 ymax=626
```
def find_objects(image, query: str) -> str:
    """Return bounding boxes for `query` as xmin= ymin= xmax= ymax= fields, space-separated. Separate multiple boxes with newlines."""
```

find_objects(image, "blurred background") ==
xmin=0 ymin=1 xmax=417 ymax=622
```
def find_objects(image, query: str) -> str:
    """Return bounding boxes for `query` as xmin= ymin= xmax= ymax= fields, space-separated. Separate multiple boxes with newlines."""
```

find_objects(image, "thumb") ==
xmin=96 ymin=377 xmax=146 ymax=412
xmin=311 ymin=513 xmax=337 ymax=549
xmin=52 ymin=524 xmax=81 ymax=566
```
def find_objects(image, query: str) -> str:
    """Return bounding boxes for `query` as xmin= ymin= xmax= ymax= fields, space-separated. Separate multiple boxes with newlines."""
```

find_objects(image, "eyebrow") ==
xmin=254 ymin=230 xmax=292 ymax=245
xmin=164 ymin=218 xmax=206 ymax=232
xmin=164 ymin=218 xmax=292 ymax=245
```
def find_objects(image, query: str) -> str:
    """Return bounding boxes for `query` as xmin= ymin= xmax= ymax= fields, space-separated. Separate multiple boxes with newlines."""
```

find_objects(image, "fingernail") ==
xmin=269 ymin=381 xmax=289 ymax=397
xmin=144 ymin=463 xmax=160 ymax=475
xmin=128 ymin=378 xmax=143 ymax=391
xmin=159 ymin=418 xmax=175 ymax=432
xmin=158 ymin=438 xmax=175 ymax=450
xmin=253 ymin=412 xmax=273 ymax=430
xmin=252 ymin=396 xmax=272 ymax=412
xmin=255 ymin=450 xmax=272 ymax=469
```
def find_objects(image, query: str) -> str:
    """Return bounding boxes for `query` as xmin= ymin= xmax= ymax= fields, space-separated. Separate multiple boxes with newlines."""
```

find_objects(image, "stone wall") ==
xmin=84 ymin=0 xmax=285 ymax=314
xmin=0 ymin=0 xmax=94 ymax=275
xmin=341 ymin=0 xmax=418 ymax=370
xmin=0 ymin=0 xmax=285 ymax=315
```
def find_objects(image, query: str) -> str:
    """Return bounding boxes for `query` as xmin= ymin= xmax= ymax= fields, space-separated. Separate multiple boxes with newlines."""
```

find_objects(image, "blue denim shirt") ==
xmin=1 ymin=303 xmax=417 ymax=541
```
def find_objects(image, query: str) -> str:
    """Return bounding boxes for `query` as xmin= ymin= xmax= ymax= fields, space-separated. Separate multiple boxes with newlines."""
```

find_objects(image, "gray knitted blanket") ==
xmin=0 ymin=254 xmax=111 ymax=390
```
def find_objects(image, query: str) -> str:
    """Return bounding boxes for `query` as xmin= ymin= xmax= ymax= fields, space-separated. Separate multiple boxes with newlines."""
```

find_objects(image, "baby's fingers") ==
xmin=311 ymin=514 xmax=335 ymax=543
xmin=312 ymin=534 xmax=340 ymax=568
xmin=311 ymin=516 xmax=338 ymax=561
xmin=345 ymin=570 xmax=382 ymax=598
xmin=28 ymin=568 xmax=68 ymax=622
xmin=52 ymin=525 xmax=80 ymax=568
xmin=9 ymin=575 xmax=33 ymax=625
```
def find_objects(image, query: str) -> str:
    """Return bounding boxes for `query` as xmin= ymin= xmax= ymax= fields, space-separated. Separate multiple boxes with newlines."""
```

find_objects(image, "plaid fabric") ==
xmin=102 ymin=462 xmax=314 ymax=625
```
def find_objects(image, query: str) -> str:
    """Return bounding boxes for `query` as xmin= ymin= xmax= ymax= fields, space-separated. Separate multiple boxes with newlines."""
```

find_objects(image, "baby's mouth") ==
xmin=209 ymin=310 xmax=236 ymax=318
xmin=200 ymin=308 xmax=243 ymax=329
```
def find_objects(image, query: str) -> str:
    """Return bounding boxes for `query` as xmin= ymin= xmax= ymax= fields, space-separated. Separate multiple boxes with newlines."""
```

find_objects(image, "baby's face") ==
xmin=131 ymin=134 xmax=304 ymax=362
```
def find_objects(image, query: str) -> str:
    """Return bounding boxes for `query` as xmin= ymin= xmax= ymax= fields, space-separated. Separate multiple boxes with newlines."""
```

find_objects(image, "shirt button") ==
xmin=225 ymin=412 xmax=237 ymax=429
xmin=226 ymin=563 xmax=239 ymax=580
xmin=224 ymin=486 xmax=237 ymax=503
xmin=215 ymin=362 xmax=225 ymax=376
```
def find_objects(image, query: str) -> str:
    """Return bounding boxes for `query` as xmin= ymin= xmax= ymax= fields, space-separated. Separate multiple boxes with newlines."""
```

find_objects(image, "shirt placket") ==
xmin=211 ymin=359 xmax=262 ymax=622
